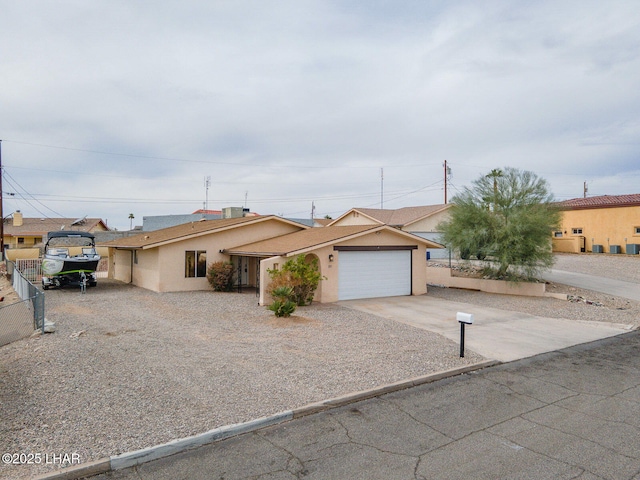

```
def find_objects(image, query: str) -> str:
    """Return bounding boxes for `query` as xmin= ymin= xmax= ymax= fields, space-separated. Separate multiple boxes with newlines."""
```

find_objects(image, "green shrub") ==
xmin=207 ymin=261 xmax=235 ymax=291
xmin=267 ymin=286 xmax=297 ymax=317
xmin=267 ymin=254 xmax=324 ymax=306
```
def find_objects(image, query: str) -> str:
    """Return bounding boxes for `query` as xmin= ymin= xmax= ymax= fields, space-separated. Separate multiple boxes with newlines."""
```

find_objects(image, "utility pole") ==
xmin=443 ymin=160 xmax=452 ymax=204
xmin=0 ymin=140 xmax=4 ymax=260
xmin=583 ymin=181 xmax=588 ymax=198
xmin=444 ymin=160 xmax=447 ymax=204
xmin=380 ymin=168 xmax=384 ymax=209
xmin=204 ymin=176 xmax=211 ymax=210
xmin=0 ymin=139 xmax=3 ymax=257
xmin=311 ymin=201 xmax=315 ymax=221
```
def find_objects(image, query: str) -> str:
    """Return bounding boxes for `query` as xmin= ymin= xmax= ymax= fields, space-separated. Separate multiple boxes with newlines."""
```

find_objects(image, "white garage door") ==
xmin=338 ymin=250 xmax=412 ymax=301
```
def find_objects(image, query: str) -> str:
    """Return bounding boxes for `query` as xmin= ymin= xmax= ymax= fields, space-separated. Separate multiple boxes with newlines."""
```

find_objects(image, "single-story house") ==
xmin=100 ymin=215 xmax=442 ymax=303
xmin=327 ymin=205 xmax=452 ymax=259
xmin=3 ymin=211 xmax=109 ymax=250
xmin=553 ymin=194 xmax=640 ymax=254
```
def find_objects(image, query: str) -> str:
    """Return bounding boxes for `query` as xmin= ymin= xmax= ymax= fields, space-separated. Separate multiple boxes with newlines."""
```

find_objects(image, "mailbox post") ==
xmin=456 ymin=312 xmax=474 ymax=357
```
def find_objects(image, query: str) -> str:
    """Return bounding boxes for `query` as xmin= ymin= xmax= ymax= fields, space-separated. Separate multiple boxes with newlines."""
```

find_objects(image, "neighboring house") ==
xmin=142 ymin=207 xmax=258 ymax=231
xmin=285 ymin=218 xmax=332 ymax=227
xmin=143 ymin=212 xmax=222 ymax=231
xmin=100 ymin=215 xmax=442 ymax=303
xmin=328 ymin=205 xmax=450 ymax=259
xmin=3 ymin=211 xmax=109 ymax=250
xmin=553 ymin=194 xmax=640 ymax=254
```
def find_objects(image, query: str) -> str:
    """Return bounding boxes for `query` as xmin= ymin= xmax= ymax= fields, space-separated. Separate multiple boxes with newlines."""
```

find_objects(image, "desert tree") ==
xmin=439 ymin=167 xmax=561 ymax=279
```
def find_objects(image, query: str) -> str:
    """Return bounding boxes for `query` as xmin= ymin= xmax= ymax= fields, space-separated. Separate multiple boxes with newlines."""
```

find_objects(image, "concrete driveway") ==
xmin=339 ymin=295 xmax=632 ymax=362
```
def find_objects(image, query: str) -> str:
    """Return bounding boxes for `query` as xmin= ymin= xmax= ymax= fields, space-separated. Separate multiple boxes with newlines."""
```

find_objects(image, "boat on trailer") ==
xmin=41 ymin=231 xmax=100 ymax=290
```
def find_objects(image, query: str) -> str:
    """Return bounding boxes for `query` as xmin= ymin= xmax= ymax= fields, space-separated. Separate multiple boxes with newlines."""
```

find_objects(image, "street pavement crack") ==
xmin=380 ymin=397 xmax=455 ymax=442
xmin=330 ymin=414 xmax=422 ymax=461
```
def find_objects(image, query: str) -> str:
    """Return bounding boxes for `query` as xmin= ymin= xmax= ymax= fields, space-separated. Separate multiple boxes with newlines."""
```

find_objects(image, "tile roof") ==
xmin=557 ymin=194 xmax=640 ymax=210
xmin=3 ymin=217 xmax=108 ymax=236
xmin=225 ymin=225 xmax=442 ymax=257
xmin=100 ymin=216 xmax=304 ymax=249
xmin=343 ymin=205 xmax=450 ymax=226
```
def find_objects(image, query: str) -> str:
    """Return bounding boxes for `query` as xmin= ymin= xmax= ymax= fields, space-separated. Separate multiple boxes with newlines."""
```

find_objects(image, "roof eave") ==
xmin=559 ymin=202 xmax=640 ymax=211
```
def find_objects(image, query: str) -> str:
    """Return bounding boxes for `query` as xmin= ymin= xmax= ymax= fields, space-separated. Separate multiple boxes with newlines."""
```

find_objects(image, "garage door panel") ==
xmin=338 ymin=250 xmax=411 ymax=300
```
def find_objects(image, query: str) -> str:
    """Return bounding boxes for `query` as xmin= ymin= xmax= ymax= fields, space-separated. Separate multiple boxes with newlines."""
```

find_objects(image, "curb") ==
xmin=31 ymin=360 xmax=499 ymax=480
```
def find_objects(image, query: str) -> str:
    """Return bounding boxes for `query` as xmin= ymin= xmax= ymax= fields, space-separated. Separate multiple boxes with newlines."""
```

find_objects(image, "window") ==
xmin=571 ymin=228 xmax=583 ymax=235
xmin=185 ymin=250 xmax=207 ymax=278
xmin=635 ymin=227 xmax=640 ymax=235
xmin=554 ymin=231 xmax=563 ymax=238
xmin=17 ymin=237 xmax=25 ymax=244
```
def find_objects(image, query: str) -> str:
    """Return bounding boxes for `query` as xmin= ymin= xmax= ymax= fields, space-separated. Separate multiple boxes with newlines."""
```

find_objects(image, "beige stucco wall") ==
xmin=259 ymin=247 xmax=337 ymax=305
xmin=330 ymin=211 xmax=381 ymax=226
xmin=112 ymin=249 xmax=133 ymax=284
xmin=122 ymin=219 xmax=303 ymax=292
xmin=427 ymin=267 xmax=547 ymax=296
xmin=4 ymin=236 xmax=40 ymax=249
xmin=552 ymin=237 xmax=582 ymax=253
xmin=134 ymin=249 xmax=161 ymax=290
xmin=5 ymin=248 xmax=40 ymax=261
xmin=260 ymin=230 xmax=428 ymax=305
xmin=557 ymin=206 xmax=640 ymax=254
xmin=402 ymin=210 xmax=450 ymax=233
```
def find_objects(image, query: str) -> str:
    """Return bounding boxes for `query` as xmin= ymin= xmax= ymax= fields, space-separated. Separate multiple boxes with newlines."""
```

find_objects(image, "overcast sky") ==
xmin=2 ymin=1 xmax=639 ymax=230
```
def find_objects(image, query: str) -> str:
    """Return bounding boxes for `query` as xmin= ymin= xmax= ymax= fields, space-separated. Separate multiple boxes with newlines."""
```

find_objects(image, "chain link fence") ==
xmin=0 ymin=260 xmax=45 ymax=347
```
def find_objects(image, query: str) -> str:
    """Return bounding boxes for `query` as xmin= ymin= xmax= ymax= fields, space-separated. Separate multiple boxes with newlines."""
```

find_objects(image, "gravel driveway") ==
xmin=1 ymin=253 xmax=638 ymax=479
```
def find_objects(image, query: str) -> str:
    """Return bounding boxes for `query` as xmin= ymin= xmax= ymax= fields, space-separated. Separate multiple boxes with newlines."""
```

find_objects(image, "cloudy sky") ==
xmin=2 ymin=1 xmax=639 ymax=230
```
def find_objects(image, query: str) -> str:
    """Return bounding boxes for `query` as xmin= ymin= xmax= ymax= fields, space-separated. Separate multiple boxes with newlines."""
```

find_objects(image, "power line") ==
xmin=4 ymin=139 xmax=447 ymax=170
xmin=2 ymin=175 xmax=59 ymax=218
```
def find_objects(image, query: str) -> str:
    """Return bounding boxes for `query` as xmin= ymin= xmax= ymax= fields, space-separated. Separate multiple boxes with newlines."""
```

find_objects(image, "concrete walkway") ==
xmin=339 ymin=295 xmax=632 ymax=362
xmin=544 ymin=268 xmax=640 ymax=302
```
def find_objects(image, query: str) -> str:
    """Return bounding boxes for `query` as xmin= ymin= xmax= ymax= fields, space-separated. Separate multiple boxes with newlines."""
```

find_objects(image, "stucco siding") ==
xmin=403 ymin=210 xmax=450 ymax=232
xmin=558 ymin=206 xmax=640 ymax=254
xmin=134 ymin=249 xmax=161 ymax=291
xmin=331 ymin=212 xmax=380 ymax=226
xmin=113 ymin=249 xmax=133 ymax=284
xmin=134 ymin=219 xmax=303 ymax=292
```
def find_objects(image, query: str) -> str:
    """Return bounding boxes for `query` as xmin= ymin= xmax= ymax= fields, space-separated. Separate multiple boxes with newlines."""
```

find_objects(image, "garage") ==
xmin=337 ymin=248 xmax=413 ymax=301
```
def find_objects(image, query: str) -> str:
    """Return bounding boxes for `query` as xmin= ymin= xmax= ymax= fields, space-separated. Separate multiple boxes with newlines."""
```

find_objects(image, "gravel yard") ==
xmin=1 ymin=253 xmax=638 ymax=479
xmin=1 ymin=280 xmax=483 ymax=479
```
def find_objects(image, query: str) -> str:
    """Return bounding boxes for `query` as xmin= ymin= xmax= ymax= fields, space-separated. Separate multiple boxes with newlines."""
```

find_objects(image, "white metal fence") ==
xmin=15 ymin=258 xmax=109 ymax=283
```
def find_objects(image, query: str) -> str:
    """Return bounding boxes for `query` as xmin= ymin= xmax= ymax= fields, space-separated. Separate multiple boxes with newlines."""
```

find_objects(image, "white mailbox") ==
xmin=456 ymin=312 xmax=474 ymax=324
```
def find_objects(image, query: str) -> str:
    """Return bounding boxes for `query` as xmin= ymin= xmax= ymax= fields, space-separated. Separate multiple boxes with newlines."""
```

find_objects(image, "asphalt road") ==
xmin=544 ymin=269 xmax=640 ymax=302
xmin=84 ymin=331 xmax=640 ymax=480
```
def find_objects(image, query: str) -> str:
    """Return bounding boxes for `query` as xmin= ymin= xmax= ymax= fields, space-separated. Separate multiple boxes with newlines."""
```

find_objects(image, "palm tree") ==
xmin=486 ymin=168 xmax=503 ymax=209
xmin=128 ymin=213 xmax=135 ymax=230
